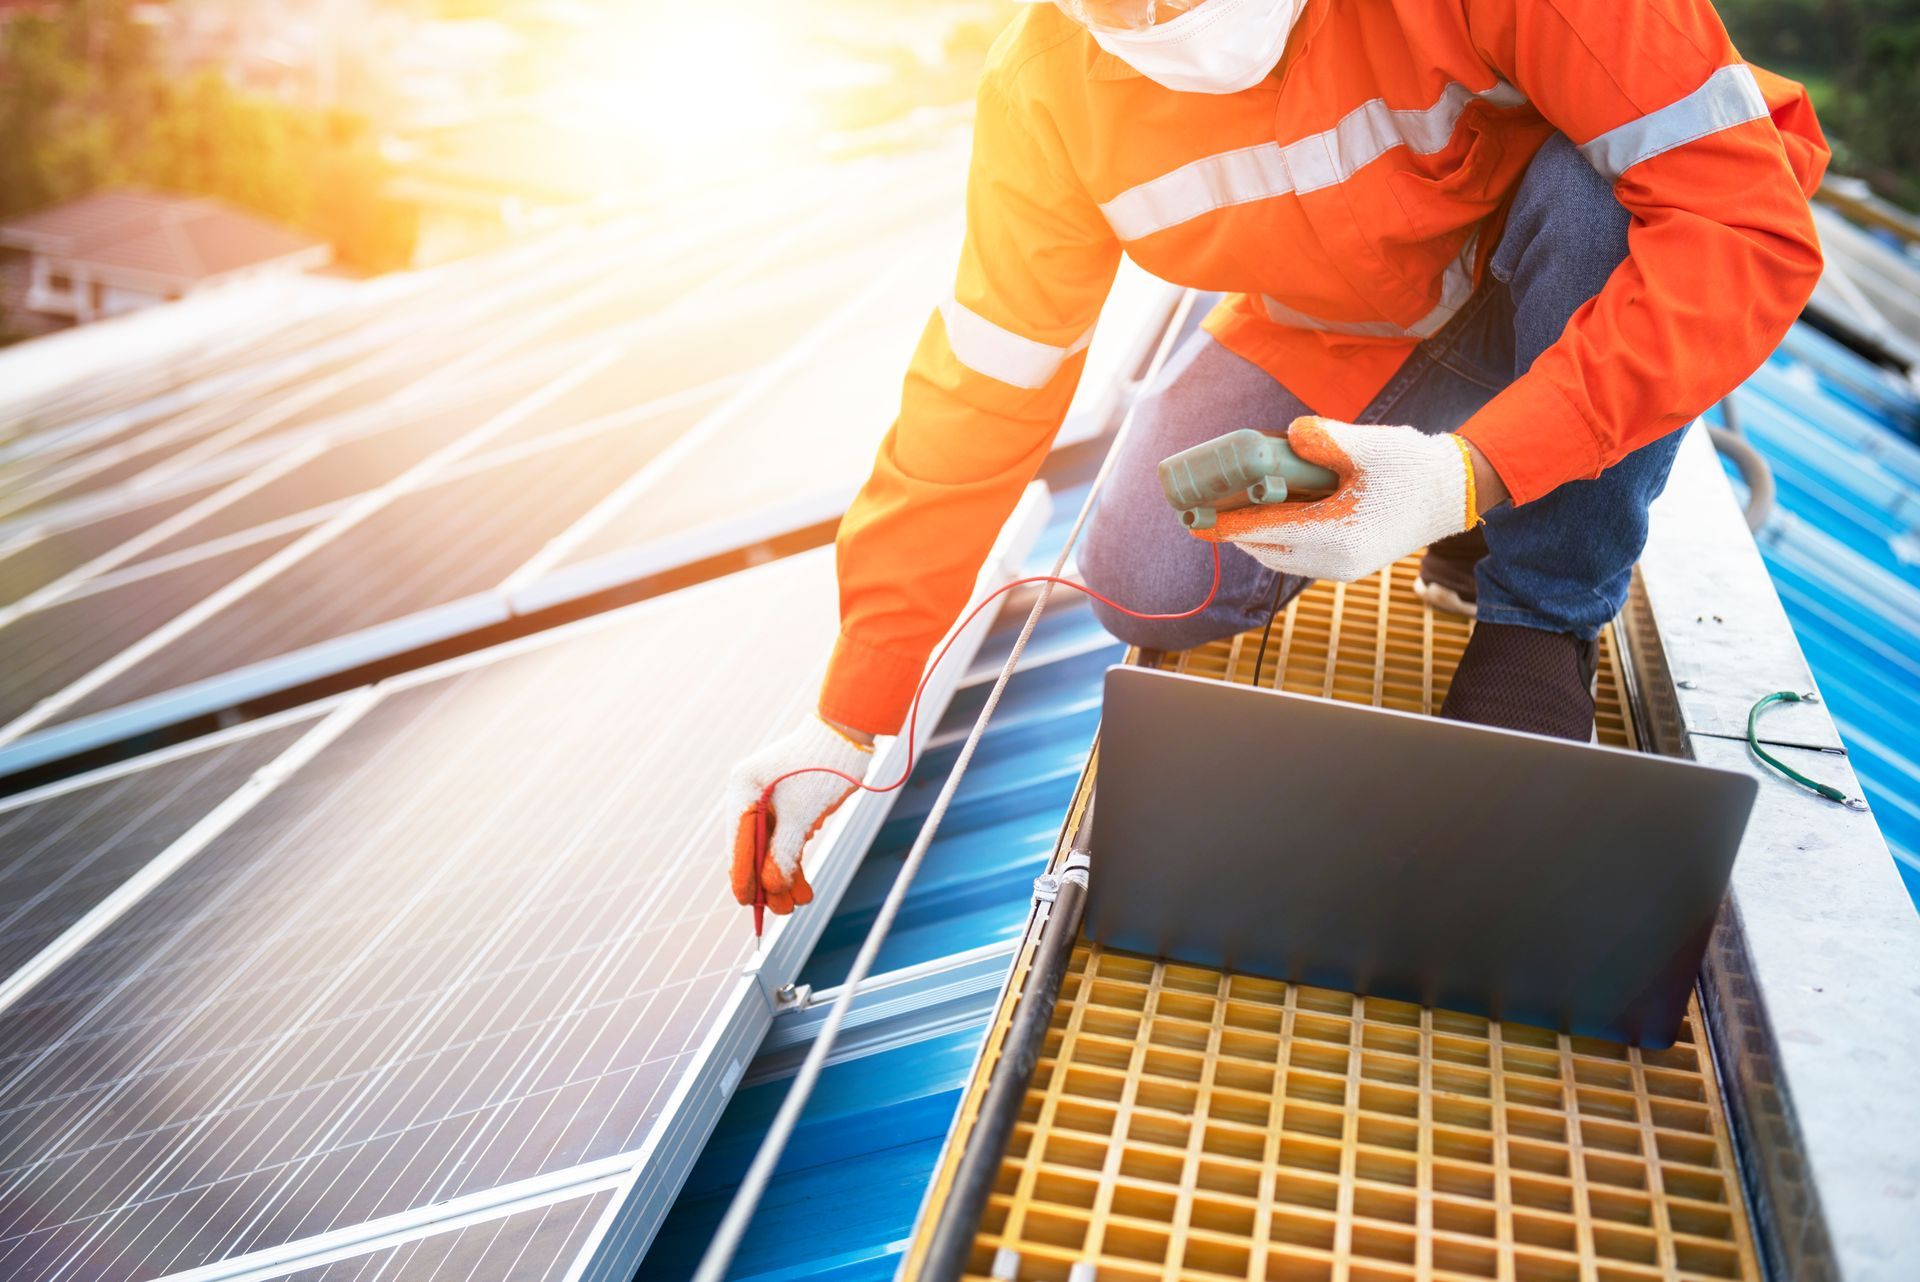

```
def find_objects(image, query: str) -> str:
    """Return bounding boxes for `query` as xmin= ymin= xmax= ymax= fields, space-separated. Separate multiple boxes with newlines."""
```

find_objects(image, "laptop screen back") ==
xmin=1089 ymin=666 xmax=1757 ymax=1047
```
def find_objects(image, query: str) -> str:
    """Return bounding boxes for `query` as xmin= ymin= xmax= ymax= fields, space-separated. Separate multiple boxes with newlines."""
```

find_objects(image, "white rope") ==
xmin=690 ymin=294 xmax=1196 ymax=1282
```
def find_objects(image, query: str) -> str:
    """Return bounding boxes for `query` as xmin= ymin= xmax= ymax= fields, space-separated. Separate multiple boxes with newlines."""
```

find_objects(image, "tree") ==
xmin=1826 ymin=18 xmax=1920 ymax=205
xmin=0 ymin=2 xmax=416 ymax=273
xmin=1719 ymin=0 xmax=1920 ymax=208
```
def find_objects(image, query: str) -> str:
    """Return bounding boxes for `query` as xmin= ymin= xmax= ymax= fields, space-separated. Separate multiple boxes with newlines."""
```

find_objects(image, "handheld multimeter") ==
xmin=1158 ymin=428 xmax=1341 ymax=530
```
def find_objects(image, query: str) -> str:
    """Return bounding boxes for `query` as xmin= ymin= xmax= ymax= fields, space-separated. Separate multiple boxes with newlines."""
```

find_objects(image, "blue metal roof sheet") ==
xmin=640 ymin=478 xmax=1113 ymax=1279
xmin=637 ymin=1026 xmax=984 ymax=1282
xmin=1715 ymin=321 xmax=1920 ymax=904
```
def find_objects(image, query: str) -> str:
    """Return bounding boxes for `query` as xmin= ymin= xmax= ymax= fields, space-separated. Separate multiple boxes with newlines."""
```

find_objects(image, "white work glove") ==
xmin=1195 ymin=417 xmax=1479 ymax=581
xmin=726 ymin=715 xmax=874 ymax=916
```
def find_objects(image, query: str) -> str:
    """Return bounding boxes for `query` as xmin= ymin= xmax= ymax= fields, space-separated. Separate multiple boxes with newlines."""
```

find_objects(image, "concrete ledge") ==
xmin=1627 ymin=425 xmax=1920 ymax=1282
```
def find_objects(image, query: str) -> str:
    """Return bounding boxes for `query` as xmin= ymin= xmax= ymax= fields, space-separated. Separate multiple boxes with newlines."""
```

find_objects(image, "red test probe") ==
xmin=749 ymin=542 xmax=1226 ymax=940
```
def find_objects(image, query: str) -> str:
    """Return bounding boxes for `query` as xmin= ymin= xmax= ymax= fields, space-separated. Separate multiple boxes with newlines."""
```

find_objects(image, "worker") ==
xmin=727 ymin=0 xmax=1828 ymax=915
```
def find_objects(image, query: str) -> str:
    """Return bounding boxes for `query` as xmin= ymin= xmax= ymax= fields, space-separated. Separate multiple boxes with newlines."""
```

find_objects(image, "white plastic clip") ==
xmin=990 ymin=1246 xmax=1022 ymax=1279
xmin=1034 ymin=852 xmax=1092 ymax=904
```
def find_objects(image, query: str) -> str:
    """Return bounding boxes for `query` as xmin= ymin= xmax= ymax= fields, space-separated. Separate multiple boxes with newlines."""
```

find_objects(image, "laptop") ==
xmin=1090 ymin=665 xmax=1758 ymax=1047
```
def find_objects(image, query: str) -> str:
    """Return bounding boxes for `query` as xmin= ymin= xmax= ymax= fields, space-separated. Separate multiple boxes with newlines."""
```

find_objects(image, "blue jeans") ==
xmin=1080 ymin=135 xmax=1686 ymax=649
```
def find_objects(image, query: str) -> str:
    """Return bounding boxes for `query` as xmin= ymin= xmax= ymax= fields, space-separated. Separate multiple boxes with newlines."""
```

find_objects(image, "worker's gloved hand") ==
xmin=1196 ymin=417 xmax=1478 ymax=581
xmin=725 ymin=716 xmax=874 ymax=916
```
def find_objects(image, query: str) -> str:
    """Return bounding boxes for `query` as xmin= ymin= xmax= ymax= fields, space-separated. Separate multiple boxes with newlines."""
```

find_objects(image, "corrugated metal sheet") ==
xmin=639 ymin=483 xmax=1119 ymax=1281
xmin=1714 ymin=320 xmax=1920 ymax=902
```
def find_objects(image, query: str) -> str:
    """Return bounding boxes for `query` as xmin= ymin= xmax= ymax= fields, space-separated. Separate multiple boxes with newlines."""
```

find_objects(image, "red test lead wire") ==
xmin=750 ymin=542 xmax=1226 ymax=939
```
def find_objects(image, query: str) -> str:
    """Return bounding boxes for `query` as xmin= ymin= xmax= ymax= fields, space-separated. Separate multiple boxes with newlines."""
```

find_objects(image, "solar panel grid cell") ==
xmin=2 ymin=244 xmax=626 ymax=531
xmin=7 ymin=207 xmax=970 ymax=767
xmin=0 ymin=555 xmax=841 ymax=1282
xmin=0 ymin=718 xmax=316 ymax=981
xmin=0 ymin=532 xmax=306 ymax=729
xmin=0 ymin=484 xmax=224 ymax=607
xmin=4 ymin=348 xmax=382 ymax=516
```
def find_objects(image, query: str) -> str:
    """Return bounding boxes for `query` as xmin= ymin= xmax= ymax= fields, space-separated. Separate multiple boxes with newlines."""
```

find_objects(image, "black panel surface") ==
xmin=8 ymin=349 xmax=377 ymax=516
xmin=0 ymin=483 xmax=220 ymax=607
xmin=0 ymin=532 xmax=304 ymax=726
xmin=127 ymin=387 xmax=533 ymax=568
xmin=0 ymin=716 xmax=314 ymax=978
xmin=58 ymin=396 xmax=714 ymax=722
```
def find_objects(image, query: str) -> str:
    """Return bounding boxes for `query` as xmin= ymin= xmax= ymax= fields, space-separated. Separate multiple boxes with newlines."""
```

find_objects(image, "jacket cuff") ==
xmin=818 ymin=630 xmax=926 ymax=738
xmin=1457 ymin=376 xmax=1606 ymax=507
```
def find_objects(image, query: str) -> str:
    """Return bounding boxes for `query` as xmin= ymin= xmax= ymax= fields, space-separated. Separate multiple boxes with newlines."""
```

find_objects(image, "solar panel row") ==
xmin=0 ymin=165 xmax=960 ymax=759
xmin=0 ymin=169 xmax=840 ymax=529
xmin=0 ymin=148 xmax=956 ymax=528
xmin=0 ymin=165 xmax=1174 ymax=781
xmin=0 ymin=489 xmax=1048 ymax=1282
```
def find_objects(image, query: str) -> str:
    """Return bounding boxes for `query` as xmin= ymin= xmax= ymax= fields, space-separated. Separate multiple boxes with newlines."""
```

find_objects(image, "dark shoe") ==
xmin=1439 ymin=621 xmax=1598 ymax=742
xmin=1414 ymin=526 xmax=1488 ymax=618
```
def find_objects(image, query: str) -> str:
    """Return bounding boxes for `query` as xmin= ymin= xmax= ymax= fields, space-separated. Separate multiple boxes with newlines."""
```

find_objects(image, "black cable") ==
xmin=1251 ymin=572 xmax=1289 ymax=687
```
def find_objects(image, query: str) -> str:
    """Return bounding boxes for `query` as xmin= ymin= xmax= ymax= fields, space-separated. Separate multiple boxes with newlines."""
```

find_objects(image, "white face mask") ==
xmin=1088 ymin=0 xmax=1306 ymax=95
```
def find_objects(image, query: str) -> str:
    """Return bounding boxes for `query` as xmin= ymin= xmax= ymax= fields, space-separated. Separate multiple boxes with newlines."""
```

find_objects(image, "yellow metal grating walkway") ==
xmin=1151 ymin=557 xmax=1636 ymax=750
xmin=908 ymin=556 xmax=1758 ymax=1282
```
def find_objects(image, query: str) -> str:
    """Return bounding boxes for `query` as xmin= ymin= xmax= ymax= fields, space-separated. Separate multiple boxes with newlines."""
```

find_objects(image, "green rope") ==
xmin=1747 ymin=691 xmax=1854 ymax=804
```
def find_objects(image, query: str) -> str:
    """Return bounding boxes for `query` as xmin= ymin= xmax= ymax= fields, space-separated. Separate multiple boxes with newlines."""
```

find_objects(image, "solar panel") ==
xmin=0 ymin=164 xmax=865 ymax=503
xmin=0 ymin=493 xmax=1044 ymax=1282
xmin=118 ymin=388 xmax=546 ymax=570
xmin=0 ymin=208 xmax=986 ymax=777
xmin=4 ymin=150 xmax=958 ymax=569
xmin=0 ymin=224 xmax=697 ymax=531
xmin=0 ymin=482 xmax=224 ymax=608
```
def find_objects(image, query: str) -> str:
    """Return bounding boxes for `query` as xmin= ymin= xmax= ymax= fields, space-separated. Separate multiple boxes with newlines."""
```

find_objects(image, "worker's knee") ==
xmin=1079 ymin=543 xmax=1290 ymax=653
xmin=1085 ymin=589 xmax=1235 ymax=653
xmin=1496 ymin=135 xmax=1630 ymax=291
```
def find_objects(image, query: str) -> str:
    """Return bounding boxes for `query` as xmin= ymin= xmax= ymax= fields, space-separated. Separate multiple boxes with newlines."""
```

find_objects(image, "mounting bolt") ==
xmin=774 ymin=982 xmax=812 ymax=1012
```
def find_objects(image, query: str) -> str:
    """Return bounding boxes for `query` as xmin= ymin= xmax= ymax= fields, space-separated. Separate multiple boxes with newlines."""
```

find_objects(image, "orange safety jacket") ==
xmin=822 ymin=0 xmax=1828 ymax=736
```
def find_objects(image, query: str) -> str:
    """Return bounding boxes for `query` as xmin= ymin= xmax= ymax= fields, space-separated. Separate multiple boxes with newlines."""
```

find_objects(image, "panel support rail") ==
xmin=921 ymin=800 xmax=1096 ymax=1282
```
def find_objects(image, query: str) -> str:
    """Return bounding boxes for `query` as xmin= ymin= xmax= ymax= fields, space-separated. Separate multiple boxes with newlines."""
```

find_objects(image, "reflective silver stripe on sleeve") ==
xmin=1099 ymin=81 xmax=1526 ymax=241
xmin=936 ymin=296 xmax=1093 ymax=390
xmin=1261 ymin=235 xmax=1480 ymax=340
xmin=1579 ymin=64 xmax=1768 ymax=182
